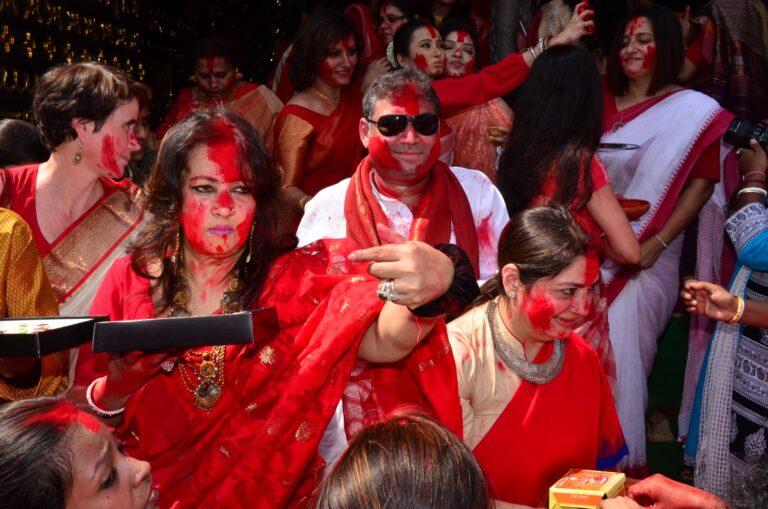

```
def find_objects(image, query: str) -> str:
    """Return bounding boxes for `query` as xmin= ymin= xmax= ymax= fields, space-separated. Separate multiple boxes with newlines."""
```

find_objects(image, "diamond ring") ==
xmin=377 ymin=278 xmax=400 ymax=302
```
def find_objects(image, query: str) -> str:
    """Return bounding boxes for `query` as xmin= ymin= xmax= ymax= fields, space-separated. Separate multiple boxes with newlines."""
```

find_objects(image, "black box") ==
xmin=92 ymin=309 xmax=279 ymax=353
xmin=0 ymin=316 xmax=109 ymax=357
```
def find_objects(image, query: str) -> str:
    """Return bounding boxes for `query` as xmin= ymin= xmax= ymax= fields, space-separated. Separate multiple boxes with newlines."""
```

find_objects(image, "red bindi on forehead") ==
xmin=25 ymin=405 xmax=101 ymax=433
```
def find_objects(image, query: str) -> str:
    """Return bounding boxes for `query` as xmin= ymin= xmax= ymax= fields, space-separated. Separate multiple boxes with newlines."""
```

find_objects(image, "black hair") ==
xmin=187 ymin=35 xmax=242 ymax=69
xmin=0 ymin=119 xmax=50 ymax=168
xmin=0 ymin=397 xmax=77 ymax=509
xmin=497 ymin=45 xmax=602 ymax=218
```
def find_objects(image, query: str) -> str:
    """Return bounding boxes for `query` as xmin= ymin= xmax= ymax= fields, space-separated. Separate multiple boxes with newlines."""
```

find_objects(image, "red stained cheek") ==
xmin=342 ymin=35 xmax=354 ymax=50
xmin=389 ymin=82 xmax=421 ymax=115
xmin=369 ymin=136 xmax=402 ymax=170
xmin=318 ymin=59 xmax=335 ymax=83
xmin=412 ymin=54 xmax=430 ymax=73
xmin=181 ymin=198 xmax=208 ymax=250
xmin=100 ymin=136 xmax=122 ymax=177
xmin=642 ymin=44 xmax=656 ymax=70
xmin=25 ymin=405 xmax=101 ymax=433
xmin=464 ymin=57 xmax=476 ymax=74
xmin=413 ymin=135 xmax=441 ymax=175
xmin=525 ymin=291 xmax=556 ymax=332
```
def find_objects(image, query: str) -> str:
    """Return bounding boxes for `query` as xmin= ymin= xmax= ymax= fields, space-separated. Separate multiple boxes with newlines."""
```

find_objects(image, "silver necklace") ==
xmin=486 ymin=300 xmax=565 ymax=384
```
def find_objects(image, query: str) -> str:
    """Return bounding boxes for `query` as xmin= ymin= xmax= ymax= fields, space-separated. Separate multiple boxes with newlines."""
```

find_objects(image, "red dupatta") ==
xmin=343 ymin=156 xmax=481 ymax=278
xmin=111 ymin=239 xmax=460 ymax=508
xmin=472 ymin=333 xmax=627 ymax=507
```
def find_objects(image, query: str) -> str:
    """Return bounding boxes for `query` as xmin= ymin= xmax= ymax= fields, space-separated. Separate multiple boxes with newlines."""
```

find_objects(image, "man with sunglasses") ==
xmin=297 ymin=68 xmax=508 ymax=283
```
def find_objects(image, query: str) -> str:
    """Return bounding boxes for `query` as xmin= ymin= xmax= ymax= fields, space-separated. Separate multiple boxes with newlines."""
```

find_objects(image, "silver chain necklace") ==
xmin=486 ymin=300 xmax=565 ymax=384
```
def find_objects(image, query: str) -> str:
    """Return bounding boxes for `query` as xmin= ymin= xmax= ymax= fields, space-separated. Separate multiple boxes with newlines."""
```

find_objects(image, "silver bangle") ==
xmin=537 ymin=37 xmax=546 ymax=55
xmin=737 ymin=186 xmax=768 ymax=197
xmin=654 ymin=234 xmax=669 ymax=249
xmin=86 ymin=376 xmax=125 ymax=418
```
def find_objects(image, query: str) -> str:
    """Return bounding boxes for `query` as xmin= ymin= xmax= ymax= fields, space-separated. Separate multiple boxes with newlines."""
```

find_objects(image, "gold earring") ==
xmin=73 ymin=139 xmax=83 ymax=164
xmin=171 ymin=229 xmax=181 ymax=264
xmin=189 ymin=74 xmax=197 ymax=83
xmin=235 ymin=70 xmax=243 ymax=80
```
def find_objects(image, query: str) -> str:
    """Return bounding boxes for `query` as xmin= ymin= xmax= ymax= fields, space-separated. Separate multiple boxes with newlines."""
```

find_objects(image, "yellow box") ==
xmin=549 ymin=469 xmax=626 ymax=509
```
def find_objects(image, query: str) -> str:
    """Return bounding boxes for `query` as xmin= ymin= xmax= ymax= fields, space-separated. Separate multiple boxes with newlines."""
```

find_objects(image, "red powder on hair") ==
xmin=425 ymin=23 xmax=438 ymax=39
xmin=25 ymin=404 xmax=101 ymax=433
xmin=642 ymin=44 xmax=656 ymax=70
xmin=412 ymin=54 xmax=430 ymax=73
xmin=525 ymin=291 xmax=556 ymax=332
xmin=100 ymin=136 xmax=122 ymax=178
xmin=390 ymin=82 xmax=422 ymax=115
xmin=369 ymin=136 xmax=402 ymax=170
xmin=584 ymin=251 xmax=600 ymax=286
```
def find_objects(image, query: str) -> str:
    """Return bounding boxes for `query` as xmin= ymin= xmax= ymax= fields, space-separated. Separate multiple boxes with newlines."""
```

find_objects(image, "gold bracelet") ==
xmin=299 ymin=195 xmax=311 ymax=210
xmin=726 ymin=296 xmax=745 ymax=325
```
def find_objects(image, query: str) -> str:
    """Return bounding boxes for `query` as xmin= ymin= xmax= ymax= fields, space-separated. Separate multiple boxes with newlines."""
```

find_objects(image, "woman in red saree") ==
xmin=73 ymin=110 xmax=463 ymax=508
xmin=156 ymin=36 xmax=283 ymax=144
xmin=273 ymin=10 xmax=367 ymax=223
xmin=448 ymin=206 xmax=627 ymax=508
xmin=390 ymin=10 xmax=593 ymax=166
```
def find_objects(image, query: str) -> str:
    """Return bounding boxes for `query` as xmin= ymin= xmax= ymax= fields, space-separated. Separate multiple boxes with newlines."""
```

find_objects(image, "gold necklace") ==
xmin=170 ymin=264 xmax=244 ymax=411
xmin=312 ymin=85 xmax=334 ymax=112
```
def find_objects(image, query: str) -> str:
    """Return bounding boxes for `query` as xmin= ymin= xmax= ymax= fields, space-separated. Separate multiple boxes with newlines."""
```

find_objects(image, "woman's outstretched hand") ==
xmin=681 ymin=279 xmax=738 ymax=322
xmin=96 ymin=350 xmax=181 ymax=412
xmin=550 ymin=2 xmax=595 ymax=46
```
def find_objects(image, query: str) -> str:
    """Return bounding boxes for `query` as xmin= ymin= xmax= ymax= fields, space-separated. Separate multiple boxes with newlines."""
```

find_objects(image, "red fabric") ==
xmin=527 ymin=8 xmax=543 ymax=46
xmin=434 ymin=52 xmax=529 ymax=116
xmin=531 ymin=155 xmax=608 ymax=252
xmin=0 ymin=165 xmax=136 ymax=257
xmin=344 ymin=3 xmax=385 ymax=66
xmin=601 ymin=90 xmax=734 ymax=304
xmin=343 ymin=156 xmax=481 ymax=278
xmin=273 ymin=88 xmax=364 ymax=196
xmin=157 ymin=82 xmax=260 ymax=139
xmin=472 ymin=332 xmax=627 ymax=507
xmin=80 ymin=240 xmax=461 ymax=508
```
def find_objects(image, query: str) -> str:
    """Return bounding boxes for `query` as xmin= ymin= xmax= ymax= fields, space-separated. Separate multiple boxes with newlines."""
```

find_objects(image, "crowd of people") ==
xmin=0 ymin=0 xmax=766 ymax=508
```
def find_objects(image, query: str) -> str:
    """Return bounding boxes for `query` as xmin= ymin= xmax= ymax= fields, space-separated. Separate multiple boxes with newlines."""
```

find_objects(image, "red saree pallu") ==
xmin=343 ymin=156 xmax=481 ymax=278
xmin=81 ymin=238 xmax=460 ymax=508
xmin=472 ymin=333 xmax=627 ymax=507
xmin=274 ymin=88 xmax=364 ymax=196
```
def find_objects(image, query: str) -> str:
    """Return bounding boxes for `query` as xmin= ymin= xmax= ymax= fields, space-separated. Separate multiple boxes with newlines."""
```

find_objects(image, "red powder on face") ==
xmin=642 ymin=44 xmax=656 ymax=70
xmin=25 ymin=404 xmax=101 ymax=433
xmin=525 ymin=290 xmax=556 ymax=332
xmin=100 ymin=135 xmax=122 ymax=178
xmin=412 ymin=135 xmax=441 ymax=177
xmin=497 ymin=360 xmax=506 ymax=371
xmin=584 ymin=251 xmax=600 ymax=286
xmin=425 ymin=23 xmax=438 ymax=39
xmin=390 ymin=82 xmax=421 ymax=115
xmin=464 ymin=57 xmax=476 ymax=74
xmin=369 ymin=136 xmax=402 ymax=170
xmin=627 ymin=17 xmax=643 ymax=37
xmin=318 ymin=59 xmax=336 ymax=83
xmin=206 ymin=57 xmax=216 ymax=74
xmin=341 ymin=35 xmax=354 ymax=50
xmin=206 ymin=136 xmax=240 ymax=183
xmin=412 ymin=54 xmax=430 ymax=73
xmin=455 ymin=31 xmax=469 ymax=44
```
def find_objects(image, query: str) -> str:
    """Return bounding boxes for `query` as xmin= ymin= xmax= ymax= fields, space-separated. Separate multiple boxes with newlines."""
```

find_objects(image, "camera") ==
xmin=723 ymin=118 xmax=768 ymax=151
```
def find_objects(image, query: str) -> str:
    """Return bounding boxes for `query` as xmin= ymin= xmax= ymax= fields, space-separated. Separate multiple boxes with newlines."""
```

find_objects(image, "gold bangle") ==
xmin=299 ymin=195 xmax=311 ymax=210
xmin=726 ymin=296 xmax=745 ymax=325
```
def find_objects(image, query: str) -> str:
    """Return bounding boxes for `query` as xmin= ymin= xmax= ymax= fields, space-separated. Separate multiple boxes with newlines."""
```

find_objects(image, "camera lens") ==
xmin=723 ymin=119 xmax=754 ymax=149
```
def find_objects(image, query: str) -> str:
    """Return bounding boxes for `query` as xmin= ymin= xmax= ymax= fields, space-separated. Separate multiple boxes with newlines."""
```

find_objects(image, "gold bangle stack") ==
xmin=726 ymin=296 xmax=745 ymax=325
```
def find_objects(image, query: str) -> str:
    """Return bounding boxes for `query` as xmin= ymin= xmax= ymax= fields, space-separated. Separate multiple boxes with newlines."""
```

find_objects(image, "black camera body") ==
xmin=724 ymin=118 xmax=768 ymax=151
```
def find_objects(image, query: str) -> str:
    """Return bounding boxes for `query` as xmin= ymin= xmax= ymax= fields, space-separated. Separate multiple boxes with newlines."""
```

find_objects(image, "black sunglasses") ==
xmin=377 ymin=14 xmax=408 ymax=25
xmin=366 ymin=113 xmax=440 ymax=137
